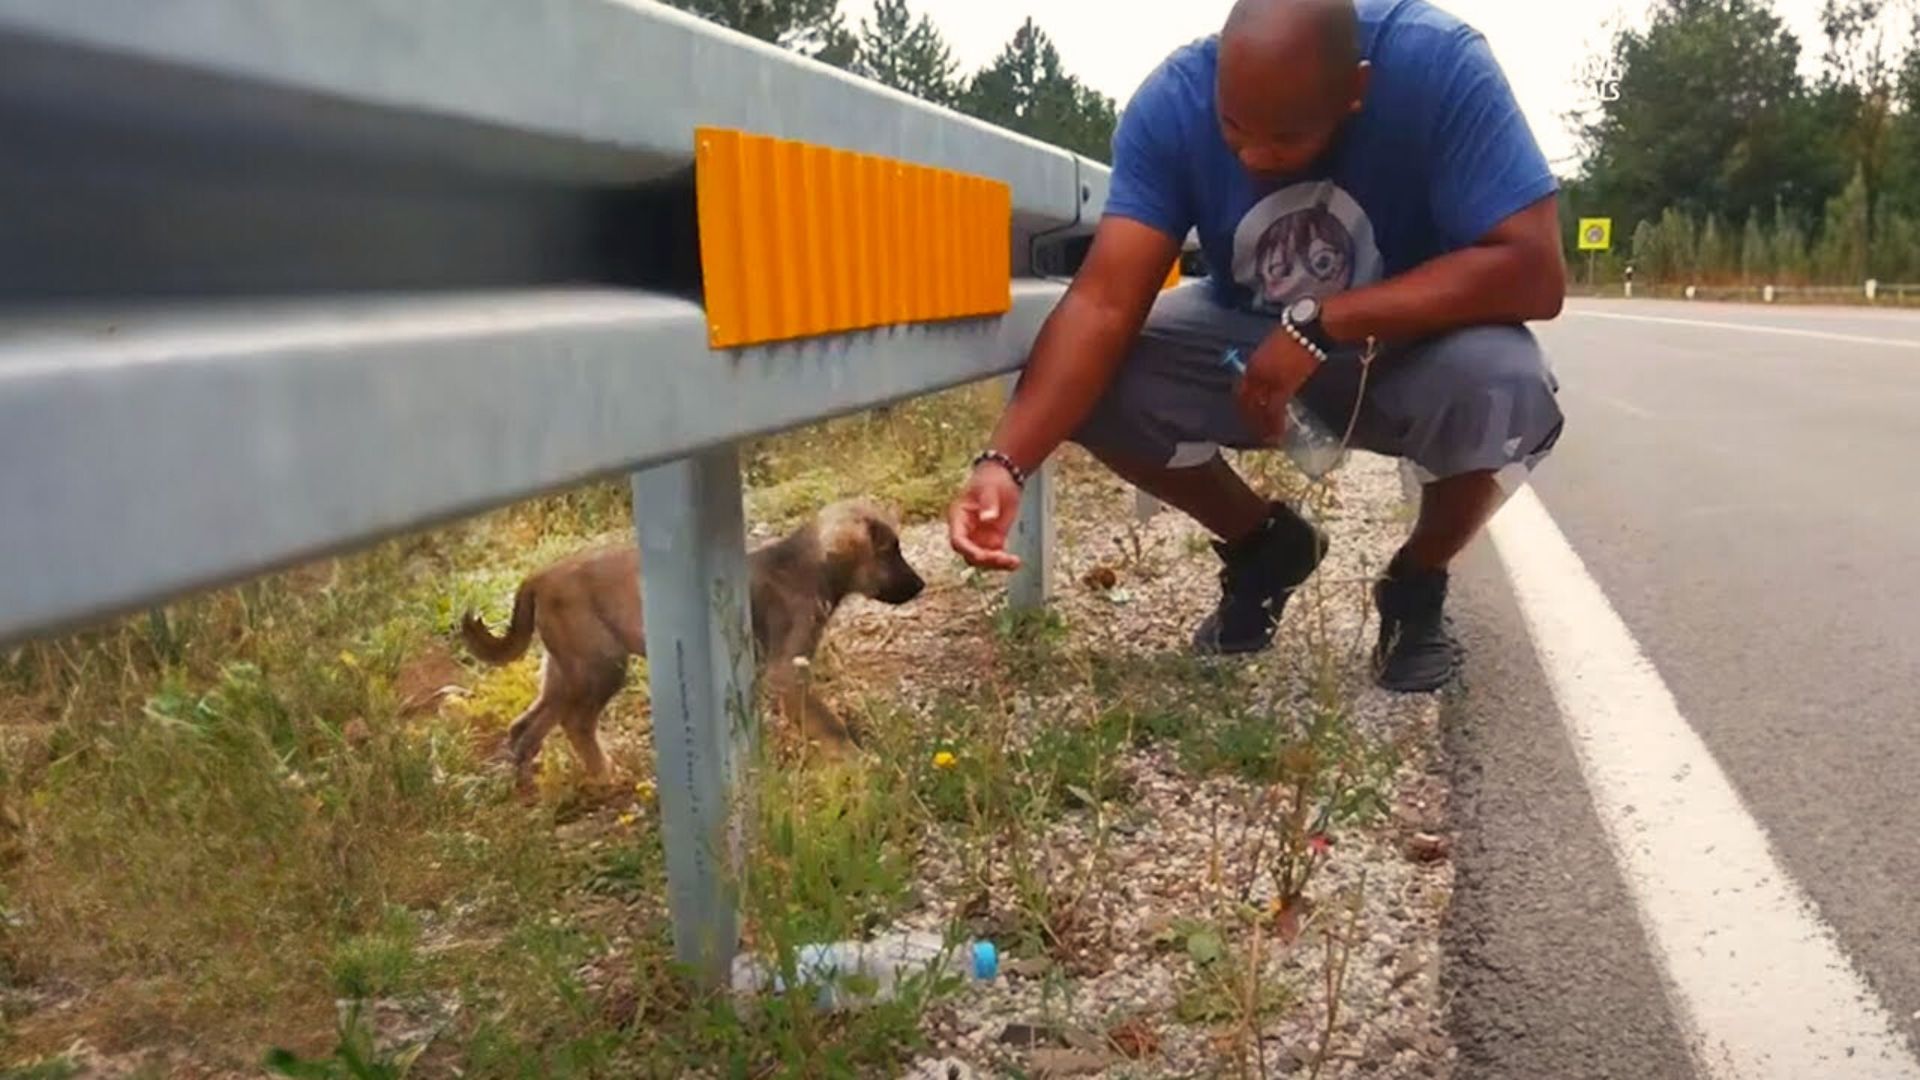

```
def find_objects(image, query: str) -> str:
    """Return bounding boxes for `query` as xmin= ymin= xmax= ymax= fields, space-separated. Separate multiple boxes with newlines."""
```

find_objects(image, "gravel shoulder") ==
xmin=822 ymin=449 xmax=1457 ymax=1079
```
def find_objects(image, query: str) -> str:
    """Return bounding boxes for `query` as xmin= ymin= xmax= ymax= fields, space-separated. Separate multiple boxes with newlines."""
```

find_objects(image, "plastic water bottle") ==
xmin=729 ymin=931 xmax=999 ymax=1011
xmin=1220 ymin=346 xmax=1348 ymax=480
xmin=1221 ymin=345 xmax=1347 ymax=479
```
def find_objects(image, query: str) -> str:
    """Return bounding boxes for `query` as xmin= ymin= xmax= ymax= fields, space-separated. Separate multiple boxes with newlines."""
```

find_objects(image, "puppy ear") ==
xmin=864 ymin=515 xmax=898 ymax=551
xmin=816 ymin=502 xmax=874 ymax=562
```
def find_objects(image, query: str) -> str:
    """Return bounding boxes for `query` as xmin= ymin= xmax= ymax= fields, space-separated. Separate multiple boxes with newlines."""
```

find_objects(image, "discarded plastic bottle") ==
xmin=1220 ymin=346 xmax=1348 ymax=480
xmin=730 ymin=931 xmax=999 ymax=1011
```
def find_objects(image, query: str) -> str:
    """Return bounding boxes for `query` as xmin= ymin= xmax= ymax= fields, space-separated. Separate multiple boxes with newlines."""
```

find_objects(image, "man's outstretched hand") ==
xmin=947 ymin=462 xmax=1025 ymax=571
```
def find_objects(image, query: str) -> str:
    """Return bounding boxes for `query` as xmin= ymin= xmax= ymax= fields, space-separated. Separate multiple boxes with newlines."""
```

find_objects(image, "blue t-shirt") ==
xmin=1106 ymin=0 xmax=1557 ymax=314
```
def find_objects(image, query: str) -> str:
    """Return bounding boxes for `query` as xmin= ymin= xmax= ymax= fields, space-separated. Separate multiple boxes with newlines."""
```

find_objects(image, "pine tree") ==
xmin=1631 ymin=219 xmax=1663 ymax=281
xmin=1657 ymin=207 xmax=1700 ymax=282
xmin=1697 ymin=213 xmax=1733 ymax=282
xmin=960 ymin=19 xmax=1118 ymax=162
xmin=1769 ymin=203 xmax=1812 ymax=284
xmin=1815 ymin=168 xmax=1871 ymax=281
xmin=662 ymin=0 xmax=855 ymax=68
xmin=855 ymin=0 xmax=960 ymax=106
xmin=1740 ymin=213 xmax=1769 ymax=282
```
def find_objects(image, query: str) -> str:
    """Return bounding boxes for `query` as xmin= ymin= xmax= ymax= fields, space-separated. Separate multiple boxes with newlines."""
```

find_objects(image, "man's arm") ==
xmin=984 ymin=216 xmax=1181 ymax=471
xmin=946 ymin=216 xmax=1178 ymax=569
xmin=1235 ymin=195 xmax=1565 ymax=442
xmin=1321 ymin=194 xmax=1566 ymax=347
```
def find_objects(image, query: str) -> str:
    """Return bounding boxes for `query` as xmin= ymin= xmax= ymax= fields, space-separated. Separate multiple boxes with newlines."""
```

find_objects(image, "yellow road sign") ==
xmin=1578 ymin=217 xmax=1613 ymax=252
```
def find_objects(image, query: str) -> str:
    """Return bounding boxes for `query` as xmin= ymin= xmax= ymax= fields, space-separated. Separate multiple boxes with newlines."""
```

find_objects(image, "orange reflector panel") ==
xmin=1163 ymin=258 xmax=1183 ymax=290
xmin=695 ymin=127 xmax=1014 ymax=349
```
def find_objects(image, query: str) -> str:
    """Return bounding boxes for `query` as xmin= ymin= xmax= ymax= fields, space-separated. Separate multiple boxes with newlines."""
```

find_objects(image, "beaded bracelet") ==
xmin=1280 ymin=318 xmax=1329 ymax=365
xmin=969 ymin=449 xmax=1029 ymax=488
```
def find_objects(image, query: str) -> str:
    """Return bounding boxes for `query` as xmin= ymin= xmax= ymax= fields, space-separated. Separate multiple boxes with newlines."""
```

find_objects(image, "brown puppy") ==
xmin=460 ymin=499 xmax=925 ymax=790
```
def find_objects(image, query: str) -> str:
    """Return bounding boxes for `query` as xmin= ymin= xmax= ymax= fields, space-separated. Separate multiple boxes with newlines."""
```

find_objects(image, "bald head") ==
xmin=1223 ymin=0 xmax=1359 ymax=76
xmin=1216 ymin=0 xmax=1367 ymax=178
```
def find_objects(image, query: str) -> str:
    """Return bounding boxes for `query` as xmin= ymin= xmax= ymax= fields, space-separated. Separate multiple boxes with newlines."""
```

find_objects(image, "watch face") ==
xmin=1288 ymin=297 xmax=1320 ymax=324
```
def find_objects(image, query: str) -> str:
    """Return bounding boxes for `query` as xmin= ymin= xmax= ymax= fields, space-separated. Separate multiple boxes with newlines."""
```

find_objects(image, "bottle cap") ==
xmin=971 ymin=940 xmax=999 ymax=980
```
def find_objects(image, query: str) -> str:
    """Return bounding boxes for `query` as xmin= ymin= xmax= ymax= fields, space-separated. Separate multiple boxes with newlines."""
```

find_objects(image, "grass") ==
xmin=0 ymin=378 xmax=1411 ymax=1077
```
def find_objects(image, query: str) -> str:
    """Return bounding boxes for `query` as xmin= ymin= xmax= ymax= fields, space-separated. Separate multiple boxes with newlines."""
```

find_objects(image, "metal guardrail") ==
xmin=1610 ymin=280 xmax=1920 ymax=305
xmin=0 ymin=0 xmax=1112 ymax=984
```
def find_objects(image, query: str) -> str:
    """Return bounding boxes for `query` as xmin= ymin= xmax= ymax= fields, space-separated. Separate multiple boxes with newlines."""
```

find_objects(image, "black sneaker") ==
xmin=1191 ymin=503 xmax=1328 ymax=656
xmin=1372 ymin=556 xmax=1462 ymax=692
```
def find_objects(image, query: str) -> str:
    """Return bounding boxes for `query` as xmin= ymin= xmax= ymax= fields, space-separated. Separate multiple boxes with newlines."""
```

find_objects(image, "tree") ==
xmin=1663 ymin=206 xmax=1699 ymax=282
xmin=1769 ymin=203 xmax=1812 ymax=284
xmin=1871 ymin=201 xmax=1920 ymax=279
xmin=960 ymin=19 xmax=1119 ymax=162
xmin=1697 ymin=213 xmax=1733 ymax=281
xmin=1576 ymin=0 xmax=1839 ymax=235
xmin=1740 ymin=213 xmax=1769 ymax=281
xmin=1631 ymin=219 xmax=1661 ymax=280
xmin=1814 ymin=168 xmax=1872 ymax=281
xmin=662 ymin=0 xmax=855 ymax=67
xmin=855 ymin=0 xmax=960 ymax=106
xmin=1817 ymin=0 xmax=1906 ymax=232
xmin=1880 ymin=8 xmax=1920 ymax=215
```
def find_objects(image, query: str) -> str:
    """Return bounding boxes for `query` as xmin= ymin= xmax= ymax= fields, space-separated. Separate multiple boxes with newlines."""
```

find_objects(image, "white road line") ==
xmin=1488 ymin=486 xmax=1920 ymax=1080
xmin=1583 ymin=389 xmax=1657 ymax=419
xmin=1566 ymin=309 xmax=1920 ymax=350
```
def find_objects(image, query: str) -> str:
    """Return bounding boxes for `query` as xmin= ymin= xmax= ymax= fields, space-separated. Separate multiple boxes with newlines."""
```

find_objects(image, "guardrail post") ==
xmin=1866 ymin=278 xmax=1878 ymax=302
xmin=1004 ymin=375 xmax=1054 ymax=610
xmin=1135 ymin=489 xmax=1163 ymax=523
xmin=630 ymin=445 xmax=755 ymax=986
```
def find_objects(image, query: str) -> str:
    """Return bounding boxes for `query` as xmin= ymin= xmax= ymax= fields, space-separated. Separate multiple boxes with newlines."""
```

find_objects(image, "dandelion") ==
xmin=617 ymin=812 xmax=638 ymax=828
xmin=338 ymin=651 xmax=360 ymax=670
xmin=931 ymin=750 xmax=958 ymax=771
xmin=634 ymin=781 xmax=658 ymax=806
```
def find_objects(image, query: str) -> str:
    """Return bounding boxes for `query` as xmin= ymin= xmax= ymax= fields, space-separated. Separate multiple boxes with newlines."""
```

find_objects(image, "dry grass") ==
xmin=0 ymin=380 xmax=1421 ymax=1078
xmin=0 ymin=386 xmax=1005 ymax=1076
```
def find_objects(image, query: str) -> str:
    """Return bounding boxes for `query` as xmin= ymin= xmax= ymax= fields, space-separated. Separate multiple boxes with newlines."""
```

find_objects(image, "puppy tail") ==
xmin=460 ymin=584 xmax=536 ymax=665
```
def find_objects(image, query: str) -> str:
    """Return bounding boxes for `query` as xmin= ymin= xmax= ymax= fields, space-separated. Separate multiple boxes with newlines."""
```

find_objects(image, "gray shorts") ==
xmin=1071 ymin=283 xmax=1565 ymax=484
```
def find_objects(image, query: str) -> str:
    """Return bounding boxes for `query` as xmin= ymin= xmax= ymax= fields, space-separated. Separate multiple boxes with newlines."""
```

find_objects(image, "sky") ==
xmin=839 ymin=0 xmax=1893 ymax=172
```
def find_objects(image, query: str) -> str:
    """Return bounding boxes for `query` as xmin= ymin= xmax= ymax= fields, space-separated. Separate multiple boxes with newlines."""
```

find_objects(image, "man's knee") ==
xmin=1068 ymin=337 xmax=1247 ymax=468
xmin=1416 ymin=324 xmax=1553 ymax=387
xmin=1389 ymin=324 xmax=1564 ymax=478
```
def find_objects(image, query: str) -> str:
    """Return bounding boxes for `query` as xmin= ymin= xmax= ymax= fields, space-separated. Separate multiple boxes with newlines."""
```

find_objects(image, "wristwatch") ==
xmin=1282 ymin=296 xmax=1336 ymax=360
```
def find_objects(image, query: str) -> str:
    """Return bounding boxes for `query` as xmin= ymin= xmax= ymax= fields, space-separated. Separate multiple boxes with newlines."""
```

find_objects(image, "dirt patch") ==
xmin=395 ymin=643 xmax=470 ymax=718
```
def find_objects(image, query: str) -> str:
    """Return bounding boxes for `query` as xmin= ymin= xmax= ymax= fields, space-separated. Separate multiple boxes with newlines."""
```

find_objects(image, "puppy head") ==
xmin=815 ymin=499 xmax=925 ymax=606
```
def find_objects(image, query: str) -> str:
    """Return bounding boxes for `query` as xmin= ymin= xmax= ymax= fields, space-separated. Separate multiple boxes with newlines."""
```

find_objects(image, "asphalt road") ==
xmin=1443 ymin=298 xmax=1920 ymax=1078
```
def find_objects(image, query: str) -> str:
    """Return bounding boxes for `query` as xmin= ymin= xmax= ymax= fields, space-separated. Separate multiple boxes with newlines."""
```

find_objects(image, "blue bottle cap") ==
xmin=971 ymin=940 xmax=999 ymax=980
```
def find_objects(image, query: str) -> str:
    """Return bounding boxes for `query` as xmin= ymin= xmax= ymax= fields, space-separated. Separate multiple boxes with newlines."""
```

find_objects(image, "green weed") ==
xmin=0 ymin=385 xmax=1409 ymax=1074
xmin=0 ymin=1060 xmax=81 ymax=1080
